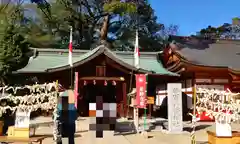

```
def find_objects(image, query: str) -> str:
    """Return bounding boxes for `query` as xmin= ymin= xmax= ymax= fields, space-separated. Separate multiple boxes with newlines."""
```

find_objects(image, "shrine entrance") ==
xmin=77 ymin=78 xmax=126 ymax=117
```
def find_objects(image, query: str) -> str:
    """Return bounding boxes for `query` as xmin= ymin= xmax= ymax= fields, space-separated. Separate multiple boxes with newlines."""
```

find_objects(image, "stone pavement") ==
xmin=13 ymin=117 xmax=240 ymax=144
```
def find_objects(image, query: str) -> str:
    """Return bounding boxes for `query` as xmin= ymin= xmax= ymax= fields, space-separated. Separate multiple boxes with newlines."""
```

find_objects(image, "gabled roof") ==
xmin=170 ymin=36 xmax=240 ymax=72
xmin=16 ymin=45 xmax=178 ymax=76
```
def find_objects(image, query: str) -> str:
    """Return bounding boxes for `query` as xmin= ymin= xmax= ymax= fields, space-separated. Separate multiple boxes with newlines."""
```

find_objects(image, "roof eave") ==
xmin=149 ymin=73 xmax=180 ymax=77
xmin=13 ymin=70 xmax=47 ymax=74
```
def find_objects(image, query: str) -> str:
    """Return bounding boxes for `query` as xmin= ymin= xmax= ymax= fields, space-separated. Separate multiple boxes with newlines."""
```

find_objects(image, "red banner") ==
xmin=74 ymin=72 xmax=79 ymax=108
xmin=135 ymin=74 xmax=147 ymax=108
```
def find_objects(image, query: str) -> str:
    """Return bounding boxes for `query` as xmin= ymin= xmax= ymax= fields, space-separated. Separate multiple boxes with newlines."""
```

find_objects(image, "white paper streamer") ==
xmin=196 ymin=88 xmax=240 ymax=123
xmin=0 ymin=82 xmax=59 ymax=117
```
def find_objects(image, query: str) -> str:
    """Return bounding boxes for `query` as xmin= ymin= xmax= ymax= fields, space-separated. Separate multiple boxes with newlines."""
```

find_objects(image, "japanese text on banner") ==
xmin=135 ymin=74 xmax=147 ymax=108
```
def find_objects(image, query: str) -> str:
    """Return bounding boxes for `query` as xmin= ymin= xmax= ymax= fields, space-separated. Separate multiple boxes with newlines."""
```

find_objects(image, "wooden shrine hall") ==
xmin=13 ymin=44 xmax=179 ymax=117
xmin=157 ymin=36 xmax=240 ymax=110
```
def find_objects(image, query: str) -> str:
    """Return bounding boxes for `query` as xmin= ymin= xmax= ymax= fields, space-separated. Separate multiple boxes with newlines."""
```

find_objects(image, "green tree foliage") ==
xmin=196 ymin=25 xmax=227 ymax=39
xmin=28 ymin=0 xmax=178 ymax=51
xmin=0 ymin=4 xmax=30 ymax=85
xmin=195 ymin=18 xmax=240 ymax=39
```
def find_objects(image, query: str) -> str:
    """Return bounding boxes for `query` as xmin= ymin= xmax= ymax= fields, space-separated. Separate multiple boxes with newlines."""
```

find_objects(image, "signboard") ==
xmin=147 ymin=97 xmax=154 ymax=104
xmin=74 ymin=72 xmax=79 ymax=108
xmin=167 ymin=83 xmax=183 ymax=133
xmin=15 ymin=109 xmax=30 ymax=128
xmin=195 ymin=79 xmax=211 ymax=83
xmin=213 ymin=79 xmax=229 ymax=83
xmin=135 ymin=74 xmax=147 ymax=108
xmin=196 ymin=85 xmax=224 ymax=90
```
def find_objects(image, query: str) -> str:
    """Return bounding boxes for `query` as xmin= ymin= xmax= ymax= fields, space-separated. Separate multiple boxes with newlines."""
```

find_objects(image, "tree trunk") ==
xmin=100 ymin=15 xmax=110 ymax=41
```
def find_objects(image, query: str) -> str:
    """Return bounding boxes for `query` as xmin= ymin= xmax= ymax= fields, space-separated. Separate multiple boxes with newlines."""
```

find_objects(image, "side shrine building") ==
xmin=13 ymin=45 xmax=179 ymax=118
xmin=157 ymin=36 xmax=240 ymax=110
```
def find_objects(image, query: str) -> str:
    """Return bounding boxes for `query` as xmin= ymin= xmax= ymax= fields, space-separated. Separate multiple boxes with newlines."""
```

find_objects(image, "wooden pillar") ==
xmin=78 ymin=80 xmax=84 ymax=116
xmin=116 ymin=82 xmax=122 ymax=117
xmin=122 ymin=82 xmax=127 ymax=117
xmin=148 ymin=104 xmax=152 ymax=118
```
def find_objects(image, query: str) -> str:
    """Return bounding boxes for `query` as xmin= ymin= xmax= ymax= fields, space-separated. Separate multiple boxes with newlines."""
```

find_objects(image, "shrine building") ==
xmin=13 ymin=44 xmax=179 ymax=118
xmin=157 ymin=36 xmax=240 ymax=110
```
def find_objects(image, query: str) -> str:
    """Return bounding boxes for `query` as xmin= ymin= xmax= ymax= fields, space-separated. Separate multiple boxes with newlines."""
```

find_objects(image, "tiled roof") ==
xmin=16 ymin=45 xmax=178 ymax=76
xmin=171 ymin=36 xmax=240 ymax=71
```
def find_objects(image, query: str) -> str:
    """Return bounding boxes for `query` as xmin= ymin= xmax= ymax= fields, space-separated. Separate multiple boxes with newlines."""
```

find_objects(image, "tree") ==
xmin=196 ymin=17 xmax=240 ymax=39
xmin=101 ymin=0 xmax=136 ymax=41
xmin=221 ymin=24 xmax=240 ymax=39
xmin=29 ymin=0 xmax=178 ymax=51
xmin=0 ymin=5 xmax=30 ymax=85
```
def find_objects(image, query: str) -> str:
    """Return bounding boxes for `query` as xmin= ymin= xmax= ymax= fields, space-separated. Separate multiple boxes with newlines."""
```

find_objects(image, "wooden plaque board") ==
xmin=147 ymin=97 xmax=154 ymax=104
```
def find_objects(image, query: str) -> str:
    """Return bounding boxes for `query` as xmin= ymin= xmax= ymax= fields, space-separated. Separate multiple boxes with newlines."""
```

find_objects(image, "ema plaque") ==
xmin=167 ymin=83 xmax=183 ymax=133
xmin=15 ymin=109 xmax=30 ymax=128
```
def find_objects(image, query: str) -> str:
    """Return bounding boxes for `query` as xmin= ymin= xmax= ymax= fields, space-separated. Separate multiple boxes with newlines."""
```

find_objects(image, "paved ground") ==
xmin=12 ymin=117 xmax=240 ymax=144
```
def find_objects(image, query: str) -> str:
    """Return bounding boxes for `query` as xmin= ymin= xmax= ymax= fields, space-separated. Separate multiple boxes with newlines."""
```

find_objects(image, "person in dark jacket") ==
xmin=58 ymin=89 xmax=77 ymax=144
xmin=68 ymin=104 xmax=77 ymax=144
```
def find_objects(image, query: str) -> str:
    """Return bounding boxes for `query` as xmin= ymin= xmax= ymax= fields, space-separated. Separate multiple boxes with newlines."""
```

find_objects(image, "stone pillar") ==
xmin=167 ymin=83 xmax=183 ymax=133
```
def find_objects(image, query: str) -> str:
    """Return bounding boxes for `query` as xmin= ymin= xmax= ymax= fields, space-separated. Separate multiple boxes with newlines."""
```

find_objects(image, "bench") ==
xmin=0 ymin=135 xmax=46 ymax=144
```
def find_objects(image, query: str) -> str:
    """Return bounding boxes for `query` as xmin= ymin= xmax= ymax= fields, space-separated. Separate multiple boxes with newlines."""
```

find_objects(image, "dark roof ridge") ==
xmin=171 ymin=35 xmax=240 ymax=43
xmin=30 ymin=47 xmax=159 ymax=56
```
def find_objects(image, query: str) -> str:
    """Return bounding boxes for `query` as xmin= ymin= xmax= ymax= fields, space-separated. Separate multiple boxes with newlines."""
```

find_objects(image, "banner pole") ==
xmin=191 ymin=84 xmax=197 ymax=144
xmin=143 ymin=74 xmax=148 ymax=132
xmin=133 ymin=74 xmax=139 ymax=133
xmin=144 ymin=108 xmax=147 ymax=131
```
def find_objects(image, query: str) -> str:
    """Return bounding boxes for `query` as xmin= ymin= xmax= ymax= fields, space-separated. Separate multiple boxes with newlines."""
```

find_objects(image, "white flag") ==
xmin=134 ymin=30 xmax=140 ymax=68
xmin=68 ymin=27 xmax=73 ymax=67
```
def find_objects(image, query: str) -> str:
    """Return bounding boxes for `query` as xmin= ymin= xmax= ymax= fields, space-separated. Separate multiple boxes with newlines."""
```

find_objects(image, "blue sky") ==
xmin=150 ymin=0 xmax=240 ymax=36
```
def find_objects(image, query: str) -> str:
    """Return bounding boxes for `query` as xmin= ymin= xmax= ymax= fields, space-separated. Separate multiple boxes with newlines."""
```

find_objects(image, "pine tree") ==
xmin=101 ymin=0 xmax=136 ymax=41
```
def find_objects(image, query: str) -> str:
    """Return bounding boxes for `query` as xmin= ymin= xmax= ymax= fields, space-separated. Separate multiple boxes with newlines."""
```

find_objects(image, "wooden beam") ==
xmin=80 ymin=77 xmax=125 ymax=81
xmin=167 ymin=61 xmax=182 ymax=72
xmin=232 ymin=80 xmax=240 ymax=83
xmin=230 ymin=73 xmax=240 ymax=81
xmin=158 ymin=91 xmax=193 ymax=95
xmin=183 ymin=63 xmax=228 ymax=73
xmin=122 ymin=82 xmax=127 ymax=117
xmin=175 ymin=67 xmax=185 ymax=74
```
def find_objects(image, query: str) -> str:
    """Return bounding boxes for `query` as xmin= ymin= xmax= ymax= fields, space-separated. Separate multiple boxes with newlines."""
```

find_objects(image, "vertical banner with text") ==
xmin=74 ymin=72 xmax=79 ymax=108
xmin=135 ymin=74 xmax=147 ymax=108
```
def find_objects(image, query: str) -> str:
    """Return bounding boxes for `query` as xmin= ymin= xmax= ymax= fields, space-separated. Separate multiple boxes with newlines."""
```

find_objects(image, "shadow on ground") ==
xmin=148 ymin=119 xmax=168 ymax=132
xmin=148 ymin=119 xmax=211 ymax=133
xmin=34 ymin=134 xmax=82 ymax=138
xmin=114 ymin=121 xmax=136 ymax=136
xmin=183 ymin=125 xmax=211 ymax=132
xmin=196 ymin=141 xmax=208 ymax=144
xmin=76 ymin=130 xmax=88 ymax=133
